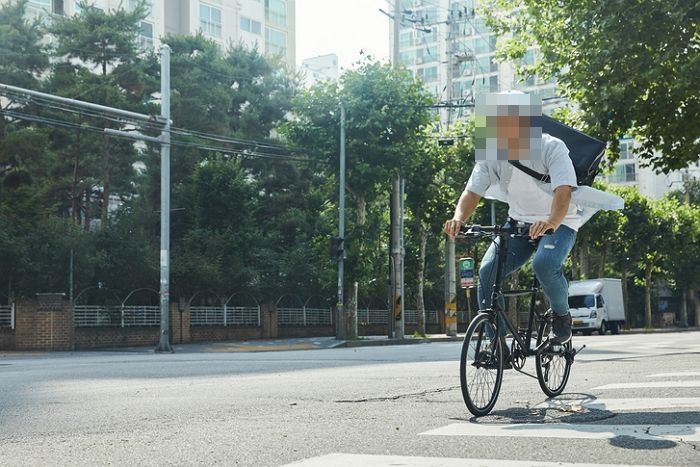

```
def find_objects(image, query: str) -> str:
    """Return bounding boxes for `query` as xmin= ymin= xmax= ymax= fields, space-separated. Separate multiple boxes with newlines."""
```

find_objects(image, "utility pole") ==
xmin=336 ymin=103 xmax=346 ymax=339
xmin=391 ymin=0 xmax=405 ymax=339
xmin=155 ymin=45 xmax=173 ymax=353
xmin=444 ymin=1 xmax=458 ymax=336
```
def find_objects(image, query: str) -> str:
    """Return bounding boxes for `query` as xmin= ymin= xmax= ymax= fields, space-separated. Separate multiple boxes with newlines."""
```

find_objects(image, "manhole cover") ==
xmin=472 ymin=406 xmax=615 ymax=424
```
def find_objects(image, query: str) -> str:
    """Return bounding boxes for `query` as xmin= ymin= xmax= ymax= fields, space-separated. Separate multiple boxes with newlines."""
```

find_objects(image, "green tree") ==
xmin=405 ymin=120 xmax=475 ymax=332
xmin=283 ymin=60 xmax=433 ymax=306
xmin=663 ymin=199 xmax=700 ymax=326
xmin=484 ymin=0 xmax=700 ymax=172
xmin=48 ymin=1 xmax=151 ymax=226
xmin=0 ymin=0 xmax=48 ymax=88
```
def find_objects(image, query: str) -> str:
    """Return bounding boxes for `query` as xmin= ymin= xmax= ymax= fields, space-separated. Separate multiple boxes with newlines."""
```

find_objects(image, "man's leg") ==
xmin=531 ymin=225 xmax=577 ymax=344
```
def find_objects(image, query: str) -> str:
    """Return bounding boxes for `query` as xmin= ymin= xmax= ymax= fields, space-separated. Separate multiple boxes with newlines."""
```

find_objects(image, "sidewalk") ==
xmin=3 ymin=327 xmax=698 ymax=357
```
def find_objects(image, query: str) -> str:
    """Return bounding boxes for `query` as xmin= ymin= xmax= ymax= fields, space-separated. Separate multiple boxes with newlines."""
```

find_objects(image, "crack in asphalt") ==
xmin=334 ymin=385 xmax=460 ymax=403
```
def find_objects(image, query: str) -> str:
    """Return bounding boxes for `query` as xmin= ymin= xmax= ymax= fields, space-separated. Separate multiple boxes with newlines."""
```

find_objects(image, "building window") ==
xmin=607 ymin=163 xmax=637 ymax=183
xmin=265 ymin=27 xmax=287 ymax=56
xmin=200 ymin=3 xmax=222 ymax=38
xmin=74 ymin=2 xmax=102 ymax=14
xmin=620 ymin=140 xmax=634 ymax=159
xmin=139 ymin=21 xmax=154 ymax=50
xmin=423 ymin=66 xmax=438 ymax=82
xmin=28 ymin=0 xmax=63 ymax=16
xmin=265 ymin=0 xmax=287 ymax=28
xmin=128 ymin=0 xmax=153 ymax=17
xmin=241 ymin=16 xmax=262 ymax=35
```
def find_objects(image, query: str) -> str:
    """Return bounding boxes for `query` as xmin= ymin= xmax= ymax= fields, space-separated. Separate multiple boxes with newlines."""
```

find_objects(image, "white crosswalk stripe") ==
xmin=282 ymin=454 xmax=665 ymax=467
xmin=647 ymin=371 xmax=700 ymax=378
xmin=420 ymin=422 xmax=700 ymax=441
xmin=535 ymin=397 xmax=700 ymax=411
xmin=593 ymin=380 xmax=700 ymax=390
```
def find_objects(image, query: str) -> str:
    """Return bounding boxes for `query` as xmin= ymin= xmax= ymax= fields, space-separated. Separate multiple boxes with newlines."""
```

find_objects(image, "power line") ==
xmin=0 ymin=108 xmax=321 ymax=164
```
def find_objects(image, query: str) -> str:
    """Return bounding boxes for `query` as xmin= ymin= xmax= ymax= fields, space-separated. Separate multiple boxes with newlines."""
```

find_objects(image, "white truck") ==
xmin=568 ymin=278 xmax=625 ymax=335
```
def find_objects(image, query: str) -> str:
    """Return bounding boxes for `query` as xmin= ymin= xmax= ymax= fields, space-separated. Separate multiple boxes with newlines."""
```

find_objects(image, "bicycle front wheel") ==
xmin=535 ymin=317 xmax=572 ymax=397
xmin=459 ymin=312 xmax=504 ymax=417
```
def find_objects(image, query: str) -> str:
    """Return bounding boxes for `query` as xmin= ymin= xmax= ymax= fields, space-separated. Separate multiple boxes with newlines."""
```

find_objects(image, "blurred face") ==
xmin=474 ymin=94 xmax=542 ymax=161
xmin=496 ymin=115 xmax=531 ymax=160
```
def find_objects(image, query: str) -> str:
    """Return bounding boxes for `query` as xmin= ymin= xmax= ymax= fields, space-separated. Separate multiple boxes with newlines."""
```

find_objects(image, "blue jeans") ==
xmin=477 ymin=225 xmax=577 ymax=322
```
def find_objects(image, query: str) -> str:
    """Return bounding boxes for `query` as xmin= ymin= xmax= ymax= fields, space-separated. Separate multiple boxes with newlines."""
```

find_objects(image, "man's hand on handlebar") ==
xmin=529 ymin=220 xmax=556 ymax=239
xmin=443 ymin=218 xmax=462 ymax=238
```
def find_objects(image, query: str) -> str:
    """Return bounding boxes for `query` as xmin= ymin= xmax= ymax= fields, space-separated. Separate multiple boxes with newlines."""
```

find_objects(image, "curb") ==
xmin=334 ymin=336 xmax=463 ymax=348
xmin=620 ymin=327 xmax=700 ymax=334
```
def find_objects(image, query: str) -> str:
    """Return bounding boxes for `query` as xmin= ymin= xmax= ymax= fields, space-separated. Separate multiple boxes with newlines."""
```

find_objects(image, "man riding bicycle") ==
xmin=444 ymin=92 xmax=623 ymax=347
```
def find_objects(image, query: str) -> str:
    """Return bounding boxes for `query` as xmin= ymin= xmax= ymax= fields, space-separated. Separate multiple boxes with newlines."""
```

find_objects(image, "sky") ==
xmin=295 ymin=0 xmax=391 ymax=70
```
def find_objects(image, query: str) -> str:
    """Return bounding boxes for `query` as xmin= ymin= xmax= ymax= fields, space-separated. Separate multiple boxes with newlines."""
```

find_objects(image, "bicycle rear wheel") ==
xmin=535 ymin=316 xmax=572 ymax=397
xmin=460 ymin=313 xmax=504 ymax=417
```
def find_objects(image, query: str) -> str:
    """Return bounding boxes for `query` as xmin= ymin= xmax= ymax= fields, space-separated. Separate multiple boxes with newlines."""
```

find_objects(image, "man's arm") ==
xmin=529 ymin=185 xmax=573 ymax=238
xmin=443 ymin=190 xmax=482 ymax=238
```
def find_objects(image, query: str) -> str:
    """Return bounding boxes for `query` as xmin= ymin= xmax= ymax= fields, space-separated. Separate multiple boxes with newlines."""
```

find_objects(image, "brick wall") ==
xmin=359 ymin=323 xmax=443 ymax=337
xmin=190 ymin=326 xmax=263 ymax=342
xmin=14 ymin=298 xmax=74 ymax=351
xmin=278 ymin=325 xmax=334 ymax=338
xmin=74 ymin=327 xmax=160 ymax=349
xmin=0 ymin=328 xmax=15 ymax=350
xmin=2 ymin=298 xmax=455 ymax=352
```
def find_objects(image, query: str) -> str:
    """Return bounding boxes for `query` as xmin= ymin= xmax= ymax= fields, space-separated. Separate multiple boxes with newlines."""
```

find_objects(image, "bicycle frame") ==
xmin=484 ymin=229 xmax=550 ymax=357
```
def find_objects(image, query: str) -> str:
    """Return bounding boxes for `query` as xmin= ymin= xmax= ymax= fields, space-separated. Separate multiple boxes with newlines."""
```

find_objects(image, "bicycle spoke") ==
xmin=461 ymin=315 xmax=503 ymax=415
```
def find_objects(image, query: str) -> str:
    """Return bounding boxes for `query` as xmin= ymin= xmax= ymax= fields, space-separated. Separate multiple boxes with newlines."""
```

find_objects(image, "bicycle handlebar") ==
xmin=459 ymin=221 xmax=554 ymax=238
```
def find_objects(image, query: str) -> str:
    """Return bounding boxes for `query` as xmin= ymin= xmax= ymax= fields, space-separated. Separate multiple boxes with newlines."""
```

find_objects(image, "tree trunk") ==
xmin=71 ymin=128 xmax=82 ymax=225
xmin=598 ymin=247 xmax=607 ymax=278
xmin=579 ymin=244 xmax=590 ymax=279
xmin=416 ymin=221 xmax=427 ymax=335
xmin=644 ymin=263 xmax=653 ymax=328
xmin=570 ymin=245 xmax=580 ymax=279
xmin=100 ymin=127 xmax=110 ymax=228
xmin=693 ymin=289 xmax=700 ymax=327
xmin=356 ymin=196 xmax=366 ymax=225
xmin=83 ymin=188 xmax=91 ymax=232
xmin=680 ymin=287 xmax=689 ymax=327
xmin=621 ymin=268 xmax=629 ymax=328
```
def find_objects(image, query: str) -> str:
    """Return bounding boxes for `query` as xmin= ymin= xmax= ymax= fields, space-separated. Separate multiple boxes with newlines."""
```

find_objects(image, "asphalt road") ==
xmin=1 ymin=332 xmax=699 ymax=466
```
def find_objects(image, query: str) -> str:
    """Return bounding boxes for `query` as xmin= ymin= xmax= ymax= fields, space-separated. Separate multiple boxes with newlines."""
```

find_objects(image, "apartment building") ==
xmin=11 ymin=0 xmax=296 ymax=67
xmin=300 ymin=53 xmax=339 ymax=87
xmin=392 ymin=0 xmax=557 ymax=124
xmin=605 ymin=139 xmax=700 ymax=199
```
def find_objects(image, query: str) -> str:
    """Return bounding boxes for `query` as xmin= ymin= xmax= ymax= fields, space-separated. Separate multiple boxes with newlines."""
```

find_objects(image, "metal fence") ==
xmin=358 ymin=309 xmax=389 ymax=325
xmin=358 ymin=309 xmax=440 ymax=326
xmin=74 ymin=305 xmax=160 ymax=327
xmin=277 ymin=307 xmax=333 ymax=326
xmin=190 ymin=306 xmax=260 ymax=327
xmin=0 ymin=304 xmax=14 ymax=329
xmin=405 ymin=309 xmax=440 ymax=325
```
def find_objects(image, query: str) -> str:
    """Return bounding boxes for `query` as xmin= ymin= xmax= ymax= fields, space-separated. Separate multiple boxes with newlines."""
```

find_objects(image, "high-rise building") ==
xmin=605 ymin=138 xmax=700 ymax=199
xmin=391 ymin=0 xmax=557 ymax=124
xmin=393 ymin=1 xmax=699 ymax=197
xmin=8 ymin=0 xmax=296 ymax=68
xmin=300 ymin=53 xmax=339 ymax=87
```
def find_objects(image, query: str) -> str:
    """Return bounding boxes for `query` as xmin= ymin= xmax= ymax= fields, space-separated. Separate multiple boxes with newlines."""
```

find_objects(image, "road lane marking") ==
xmin=535 ymin=397 xmax=700 ymax=411
xmin=593 ymin=380 xmax=700 ymax=390
xmin=282 ymin=454 xmax=665 ymax=467
xmin=420 ymin=423 xmax=700 ymax=441
xmin=647 ymin=371 xmax=700 ymax=378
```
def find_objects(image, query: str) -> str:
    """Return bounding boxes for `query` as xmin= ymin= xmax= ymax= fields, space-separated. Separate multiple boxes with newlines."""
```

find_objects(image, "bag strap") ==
xmin=508 ymin=160 xmax=551 ymax=184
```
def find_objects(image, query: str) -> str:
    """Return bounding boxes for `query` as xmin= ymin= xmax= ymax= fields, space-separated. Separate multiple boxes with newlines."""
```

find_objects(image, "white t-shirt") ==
xmin=507 ymin=167 xmax=584 ymax=231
